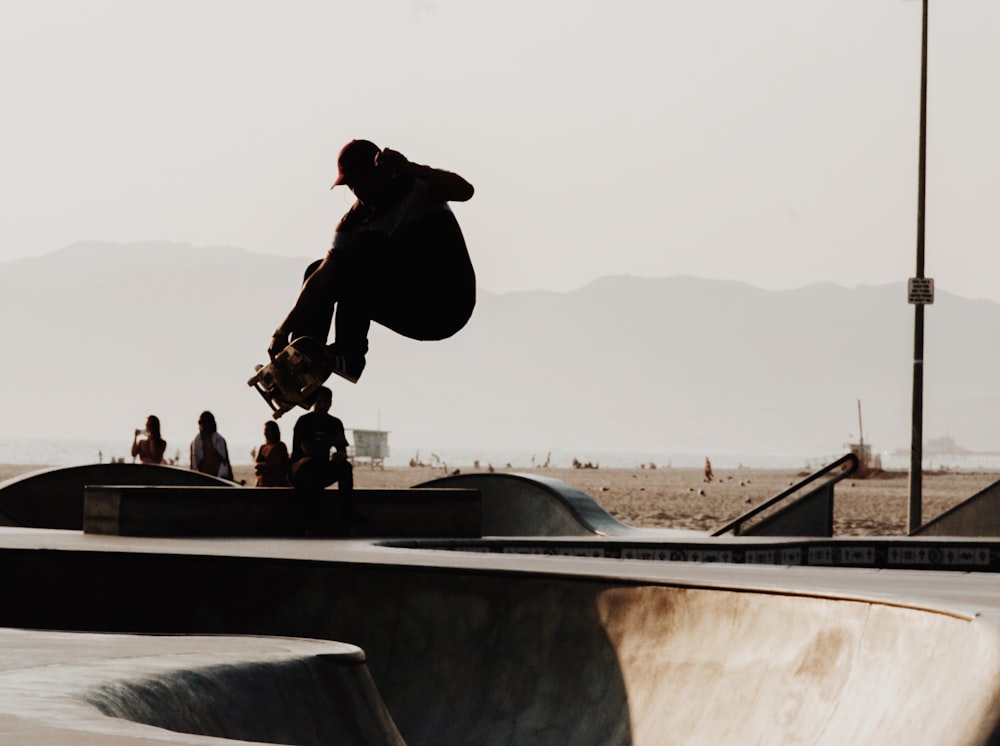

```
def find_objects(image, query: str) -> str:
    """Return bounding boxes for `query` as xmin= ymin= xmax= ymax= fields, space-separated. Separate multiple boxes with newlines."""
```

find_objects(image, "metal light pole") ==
xmin=908 ymin=0 xmax=933 ymax=534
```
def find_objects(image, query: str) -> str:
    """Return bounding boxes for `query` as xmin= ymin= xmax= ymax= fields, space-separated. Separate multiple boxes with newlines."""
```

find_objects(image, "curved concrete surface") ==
xmin=0 ymin=464 xmax=235 ymax=530
xmin=417 ymin=471 xmax=701 ymax=538
xmin=3 ymin=531 xmax=1000 ymax=744
xmin=0 ymin=628 xmax=403 ymax=745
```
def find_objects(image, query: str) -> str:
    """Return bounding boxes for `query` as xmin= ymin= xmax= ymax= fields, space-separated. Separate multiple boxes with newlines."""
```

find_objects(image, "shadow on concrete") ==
xmin=88 ymin=650 xmax=404 ymax=745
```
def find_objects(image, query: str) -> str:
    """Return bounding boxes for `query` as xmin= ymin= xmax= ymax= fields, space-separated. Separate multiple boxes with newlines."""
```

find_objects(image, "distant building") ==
xmin=848 ymin=441 xmax=881 ymax=477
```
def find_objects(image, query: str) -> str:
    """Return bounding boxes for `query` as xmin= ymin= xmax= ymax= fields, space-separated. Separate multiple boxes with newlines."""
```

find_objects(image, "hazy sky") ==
xmin=2 ymin=1 xmax=999 ymax=298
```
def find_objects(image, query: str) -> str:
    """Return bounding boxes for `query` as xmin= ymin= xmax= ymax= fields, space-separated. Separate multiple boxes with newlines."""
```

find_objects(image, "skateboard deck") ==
xmin=248 ymin=337 xmax=332 ymax=419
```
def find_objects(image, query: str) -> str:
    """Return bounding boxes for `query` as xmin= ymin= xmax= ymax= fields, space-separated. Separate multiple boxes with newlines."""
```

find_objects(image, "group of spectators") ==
xmin=129 ymin=385 xmax=352 ymax=492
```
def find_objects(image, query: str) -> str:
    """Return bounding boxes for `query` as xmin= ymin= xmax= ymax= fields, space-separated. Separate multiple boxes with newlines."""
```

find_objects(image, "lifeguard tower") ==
xmin=846 ymin=400 xmax=881 ymax=477
xmin=350 ymin=429 xmax=390 ymax=469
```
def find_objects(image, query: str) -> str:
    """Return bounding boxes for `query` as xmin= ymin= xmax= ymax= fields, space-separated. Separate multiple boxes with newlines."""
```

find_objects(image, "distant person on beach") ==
xmin=704 ymin=457 xmax=714 ymax=484
xmin=190 ymin=411 xmax=234 ymax=480
xmin=289 ymin=386 xmax=353 ymax=493
xmin=131 ymin=415 xmax=166 ymax=465
xmin=268 ymin=139 xmax=476 ymax=383
xmin=254 ymin=420 xmax=291 ymax=487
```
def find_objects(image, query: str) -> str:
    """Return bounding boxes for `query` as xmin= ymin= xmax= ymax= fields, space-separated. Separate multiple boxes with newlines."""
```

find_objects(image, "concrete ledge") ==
xmin=0 ymin=628 xmax=404 ymax=745
xmin=83 ymin=486 xmax=481 ymax=538
xmin=386 ymin=535 xmax=1000 ymax=572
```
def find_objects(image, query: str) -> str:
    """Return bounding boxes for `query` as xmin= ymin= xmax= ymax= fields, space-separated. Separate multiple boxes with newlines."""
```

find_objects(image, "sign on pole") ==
xmin=908 ymin=277 xmax=935 ymax=305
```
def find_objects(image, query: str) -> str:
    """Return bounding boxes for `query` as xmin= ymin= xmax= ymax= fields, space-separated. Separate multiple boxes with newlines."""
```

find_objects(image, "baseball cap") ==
xmin=332 ymin=139 xmax=380 ymax=187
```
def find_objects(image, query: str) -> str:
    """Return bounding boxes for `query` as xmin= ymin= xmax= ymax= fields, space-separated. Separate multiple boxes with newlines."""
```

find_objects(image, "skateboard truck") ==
xmin=248 ymin=337 xmax=331 ymax=419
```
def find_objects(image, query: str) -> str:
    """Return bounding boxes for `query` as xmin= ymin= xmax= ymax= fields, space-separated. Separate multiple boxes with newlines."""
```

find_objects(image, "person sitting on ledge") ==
xmin=289 ymin=386 xmax=353 ymax=493
xmin=254 ymin=420 xmax=291 ymax=487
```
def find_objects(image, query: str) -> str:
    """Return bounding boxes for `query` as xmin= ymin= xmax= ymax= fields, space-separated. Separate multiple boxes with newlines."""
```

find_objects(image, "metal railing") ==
xmin=711 ymin=453 xmax=859 ymax=537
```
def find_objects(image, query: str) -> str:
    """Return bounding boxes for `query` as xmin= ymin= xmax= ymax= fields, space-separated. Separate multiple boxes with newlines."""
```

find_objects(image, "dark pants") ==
xmin=289 ymin=456 xmax=353 ymax=491
xmin=290 ymin=457 xmax=355 ymax=535
xmin=293 ymin=210 xmax=476 ymax=354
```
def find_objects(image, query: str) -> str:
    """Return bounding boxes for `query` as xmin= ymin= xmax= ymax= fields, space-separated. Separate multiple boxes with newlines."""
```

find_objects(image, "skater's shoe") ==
xmin=325 ymin=345 xmax=366 ymax=383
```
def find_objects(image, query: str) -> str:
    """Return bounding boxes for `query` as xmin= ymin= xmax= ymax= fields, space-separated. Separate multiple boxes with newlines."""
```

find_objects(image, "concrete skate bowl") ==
xmin=0 ymin=463 xmax=234 ymax=530
xmin=5 ymin=544 xmax=1000 ymax=744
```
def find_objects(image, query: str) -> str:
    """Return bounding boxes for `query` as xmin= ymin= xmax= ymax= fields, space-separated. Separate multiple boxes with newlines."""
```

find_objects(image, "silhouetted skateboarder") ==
xmin=268 ymin=139 xmax=477 ymax=383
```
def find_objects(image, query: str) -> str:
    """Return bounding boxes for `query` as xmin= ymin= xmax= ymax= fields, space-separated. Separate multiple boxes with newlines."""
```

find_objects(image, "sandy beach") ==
xmin=332 ymin=464 xmax=999 ymax=536
xmin=3 ymin=461 xmax=997 ymax=537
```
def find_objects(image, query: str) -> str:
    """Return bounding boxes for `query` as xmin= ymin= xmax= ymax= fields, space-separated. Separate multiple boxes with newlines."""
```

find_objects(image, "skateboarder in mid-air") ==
xmin=268 ymin=139 xmax=477 ymax=383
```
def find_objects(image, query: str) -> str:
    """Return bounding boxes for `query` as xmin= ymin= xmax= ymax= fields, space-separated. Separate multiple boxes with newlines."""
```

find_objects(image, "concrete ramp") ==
xmin=417 ymin=471 xmax=656 ymax=536
xmin=82 ymin=485 xmax=481 ymax=538
xmin=0 ymin=628 xmax=403 ymax=745
xmin=915 ymin=476 xmax=1000 ymax=536
xmin=0 ymin=464 xmax=234 ymax=530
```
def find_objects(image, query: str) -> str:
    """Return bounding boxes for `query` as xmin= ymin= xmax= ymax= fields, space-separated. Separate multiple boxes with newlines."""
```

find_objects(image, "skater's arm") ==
xmin=290 ymin=420 xmax=306 ymax=462
xmin=330 ymin=421 xmax=350 ymax=462
xmin=377 ymin=148 xmax=474 ymax=202
xmin=331 ymin=440 xmax=349 ymax=461
xmin=409 ymin=162 xmax=474 ymax=202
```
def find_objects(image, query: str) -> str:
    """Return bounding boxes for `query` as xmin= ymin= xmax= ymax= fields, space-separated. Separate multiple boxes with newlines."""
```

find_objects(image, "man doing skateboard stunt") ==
xmin=268 ymin=139 xmax=477 ymax=383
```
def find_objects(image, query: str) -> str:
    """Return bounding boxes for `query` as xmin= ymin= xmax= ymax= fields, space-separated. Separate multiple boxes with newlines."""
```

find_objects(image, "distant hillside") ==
xmin=2 ymin=241 xmax=999 ymax=462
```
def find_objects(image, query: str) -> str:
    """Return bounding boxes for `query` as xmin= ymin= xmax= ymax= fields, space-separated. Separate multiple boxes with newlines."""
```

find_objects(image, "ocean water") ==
xmin=4 ymin=436 xmax=994 ymax=472
xmin=0 ymin=436 xmax=822 ymax=470
xmin=0 ymin=436 xmax=257 ymax=469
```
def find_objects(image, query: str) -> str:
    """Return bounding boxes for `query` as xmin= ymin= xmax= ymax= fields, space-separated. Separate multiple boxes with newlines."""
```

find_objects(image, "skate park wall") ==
xmin=2 ymin=540 xmax=1000 ymax=745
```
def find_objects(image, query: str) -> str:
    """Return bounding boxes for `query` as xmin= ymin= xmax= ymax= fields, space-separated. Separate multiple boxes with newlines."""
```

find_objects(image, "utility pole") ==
xmin=908 ymin=0 xmax=934 ymax=534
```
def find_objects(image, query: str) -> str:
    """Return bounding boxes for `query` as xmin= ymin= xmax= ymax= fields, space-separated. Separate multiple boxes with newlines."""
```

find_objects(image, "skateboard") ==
xmin=248 ymin=337 xmax=332 ymax=419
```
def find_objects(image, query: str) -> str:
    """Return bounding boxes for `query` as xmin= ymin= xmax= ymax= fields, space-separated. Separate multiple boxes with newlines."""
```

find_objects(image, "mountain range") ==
xmin=2 ymin=241 xmax=998 ymax=465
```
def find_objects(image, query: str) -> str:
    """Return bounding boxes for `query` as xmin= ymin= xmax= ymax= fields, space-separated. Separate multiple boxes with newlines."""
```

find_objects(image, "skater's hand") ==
xmin=268 ymin=332 xmax=289 ymax=360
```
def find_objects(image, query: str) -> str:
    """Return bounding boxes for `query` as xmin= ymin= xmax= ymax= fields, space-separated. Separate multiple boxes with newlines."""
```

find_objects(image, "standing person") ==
xmin=704 ymin=457 xmax=714 ymax=484
xmin=290 ymin=386 xmax=353 ymax=492
xmin=254 ymin=421 xmax=291 ymax=487
xmin=190 ymin=411 xmax=234 ymax=480
xmin=131 ymin=415 xmax=167 ymax=465
xmin=268 ymin=139 xmax=476 ymax=383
